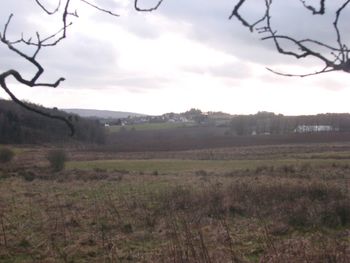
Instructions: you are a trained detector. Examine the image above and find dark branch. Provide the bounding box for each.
[266,67,335,78]
[230,0,350,76]
[229,0,271,32]
[0,0,126,135]
[34,0,62,15]
[298,0,325,15]
[0,1,74,135]
[80,0,119,17]
[134,0,164,12]
[0,79,74,136]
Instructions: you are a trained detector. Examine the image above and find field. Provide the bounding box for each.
[107,122,194,133]
[0,142,349,262]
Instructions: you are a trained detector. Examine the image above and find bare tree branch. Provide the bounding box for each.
[34,0,62,15]
[230,0,350,76]
[229,0,270,32]
[0,79,74,135]
[266,67,336,78]
[298,0,325,15]
[134,0,164,12]
[0,0,125,135]
[333,0,350,61]
[80,0,119,17]
[0,1,74,135]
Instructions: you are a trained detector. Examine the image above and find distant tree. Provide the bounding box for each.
[0,99,105,143]
[231,115,252,135]
[47,149,67,172]
[184,108,208,124]
[0,147,14,163]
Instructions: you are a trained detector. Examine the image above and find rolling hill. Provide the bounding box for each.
[63,109,146,119]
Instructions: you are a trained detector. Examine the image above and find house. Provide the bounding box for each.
[294,125,335,133]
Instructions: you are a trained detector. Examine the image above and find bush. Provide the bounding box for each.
[21,170,36,182]
[0,147,14,163]
[47,149,67,172]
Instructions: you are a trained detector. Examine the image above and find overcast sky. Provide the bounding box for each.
[0,0,350,115]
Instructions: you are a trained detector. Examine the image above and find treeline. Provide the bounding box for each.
[228,111,350,135]
[0,99,105,144]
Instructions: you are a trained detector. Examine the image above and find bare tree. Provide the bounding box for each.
[0,0,120,135]
[229,0,350,77]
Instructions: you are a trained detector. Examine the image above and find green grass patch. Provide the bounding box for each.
[66,158,350,174]
[0,145,25,155]
[293,151,350,160]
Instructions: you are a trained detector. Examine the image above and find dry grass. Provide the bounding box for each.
[0,143,349,262]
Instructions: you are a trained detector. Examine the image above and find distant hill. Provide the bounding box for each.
[63,109,146,119]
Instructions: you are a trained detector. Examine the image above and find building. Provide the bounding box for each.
[294,125,336,133]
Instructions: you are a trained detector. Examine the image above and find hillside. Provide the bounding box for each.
[63,109,146,119]
[0,100,105,144]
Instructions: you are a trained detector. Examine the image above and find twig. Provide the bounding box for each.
[230,0,350,76]
[134,0,164,12]
[80,0,119,17]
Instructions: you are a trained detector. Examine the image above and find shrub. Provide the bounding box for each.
[195,170,208,176]
[0,147,14,163]
[288,206,310,227]
[281,164,296,173]
[335,201,350,226]
[19,170,36,182]
[121,223,133,234]
[47,149,67,172]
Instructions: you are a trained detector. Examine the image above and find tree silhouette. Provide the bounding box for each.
[229,0,350,77]
[0,0,120,135]
[1,0,75,134]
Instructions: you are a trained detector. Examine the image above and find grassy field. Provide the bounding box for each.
[0,143,349,262]
[107,122,194,132]
[67,158,350,174]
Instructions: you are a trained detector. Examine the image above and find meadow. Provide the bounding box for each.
[106,122,194,133]
[0,142,349,262]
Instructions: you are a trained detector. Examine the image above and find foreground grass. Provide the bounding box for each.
[0,171,349,262]
[1,144,350,262]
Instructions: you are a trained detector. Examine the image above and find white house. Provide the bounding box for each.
[294,125,335,133]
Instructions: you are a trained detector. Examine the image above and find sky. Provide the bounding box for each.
[0,0,350,116]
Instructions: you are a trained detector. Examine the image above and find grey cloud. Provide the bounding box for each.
[153,1,285,65]
[87,1,163,39]
[38,34,118,87]
[119,14,162,39]
[152,0,350,67]
[184,61,252,80]
[0,0,69,39]
[2,0,350,94]
[112,76,170,91]
[314,77,348,92]
[1,30,118,89]
[208,63,252,79]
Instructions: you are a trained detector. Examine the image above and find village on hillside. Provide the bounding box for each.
[100,109,349,136]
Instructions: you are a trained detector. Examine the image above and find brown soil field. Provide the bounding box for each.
[106,128,350,151]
